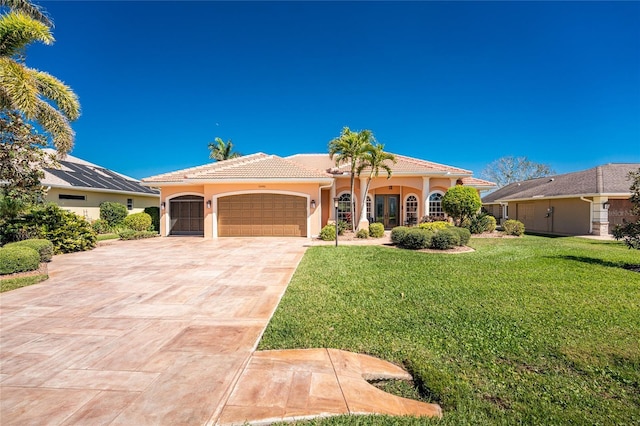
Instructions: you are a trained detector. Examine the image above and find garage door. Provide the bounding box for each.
[170,195,204,236]
[218,194,307,237]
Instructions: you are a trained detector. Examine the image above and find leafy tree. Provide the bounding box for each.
[328,127,371,232]
[208,137,241,161]
[355,142,395,230]
[442,185,482,226]
[0,110,53,219]
[481,156,555,188]
[613,168,640,250]
[0,0,80,155]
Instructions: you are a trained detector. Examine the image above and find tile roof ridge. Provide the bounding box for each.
[278,155,333,177]
[392,153,472,174]
[188,153,269,178]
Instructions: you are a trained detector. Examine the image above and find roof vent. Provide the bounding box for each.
[549,178,555,182]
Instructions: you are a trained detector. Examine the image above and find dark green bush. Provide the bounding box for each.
[99,202,128,227]
[0,246,40,275]
[356,228,369,239]
[91,219,111,234]
[117,229,158,240]
[123,212,152,231]
[399,228,433,250]
[4,239,54,262]
[319,225,336,241]
[430,229,461,250]
[21,204,97,254]
[451,227,471,246]
[464,213,497,234]
[504,219,525,236]
[368,222,384,238]
[144,206,160,232]
[391,226,409,245]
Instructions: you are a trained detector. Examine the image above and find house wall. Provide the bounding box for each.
[45,187,159,221]
[609,198,638,232]
[159,182,321,238]
[511,198,590,235]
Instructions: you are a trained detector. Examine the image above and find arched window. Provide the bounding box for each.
[429,192,444,217]
[337,193,353,226]
[405,195,418,225]
[366,195,372,222]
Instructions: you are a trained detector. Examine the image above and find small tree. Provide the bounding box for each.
[442,185,482,226]
[355,142,395,230]
[481,156,554,188]
[613,168,640,249]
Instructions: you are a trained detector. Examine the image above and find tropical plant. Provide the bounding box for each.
[208,137,241,161]
[442,185,482,225]
[0,1,80,155]
[355,142,396,230]
[613,168,640,249]
[328,127,371,232]
[503,219,525,236]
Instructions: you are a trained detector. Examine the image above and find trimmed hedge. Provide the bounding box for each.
[91,219,111,234]
[4,239,53,262]
[431,229,461,250]
[504,219,525,236]
[117,230,158,240]
[123,212,152,231]
[0,246,40,275]
[356,228,369,239]
[398,228,434,250]
[451,227,471,246]
[369,222,385,238]
[391,226,409,245]
[144,206,160,232]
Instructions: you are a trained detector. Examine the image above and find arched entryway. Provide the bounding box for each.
[169,195,204,236]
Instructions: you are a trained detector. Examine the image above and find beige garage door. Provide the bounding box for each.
[218,194,307,237]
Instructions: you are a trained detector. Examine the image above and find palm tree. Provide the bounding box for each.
[208,137,241,161]
[356,143,396,230]
[0,0,51,25]
[328,127,371,232]
[0,2,80,156]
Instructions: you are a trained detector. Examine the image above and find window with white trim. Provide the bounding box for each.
[366,195,372,222]
[405,195,418,225]
[337,193,353,226]
[127,198,133,210]
[429,192,444,217]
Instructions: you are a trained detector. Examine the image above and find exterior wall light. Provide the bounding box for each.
[161,201,166,210]
[206,200,212,209]
[311,200,316,209]
[603,201,610,210]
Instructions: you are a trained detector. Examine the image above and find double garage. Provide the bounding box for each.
[169,193,307,237]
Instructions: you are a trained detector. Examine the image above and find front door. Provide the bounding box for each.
[375,195,400,229]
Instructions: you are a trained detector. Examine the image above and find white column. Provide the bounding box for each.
[422,177,430,217]
[592,196,609,235]
[357,177,369,230]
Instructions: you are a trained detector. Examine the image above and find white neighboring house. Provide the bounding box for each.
[41,149,159,221]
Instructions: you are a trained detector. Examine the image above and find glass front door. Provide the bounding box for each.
[375,195,400,229]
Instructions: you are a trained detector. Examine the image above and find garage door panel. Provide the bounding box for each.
[218,194,306,237]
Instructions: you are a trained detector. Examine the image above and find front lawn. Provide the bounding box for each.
[260,236,640,425]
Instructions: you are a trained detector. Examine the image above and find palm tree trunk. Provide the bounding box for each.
[357,175,373,230]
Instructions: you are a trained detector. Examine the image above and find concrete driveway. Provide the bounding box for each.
[0,237,307,425]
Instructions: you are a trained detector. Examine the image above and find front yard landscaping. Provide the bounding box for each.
[260,236,640,425]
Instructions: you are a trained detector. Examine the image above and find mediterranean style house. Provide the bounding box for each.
[42,149,160,221]
[483,163,639,236]
[141,152,495,238]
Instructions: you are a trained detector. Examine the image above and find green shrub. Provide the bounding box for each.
[123,212,152,231]
[4,239,53,262]
[451,227,471,246]
[430,229,461,250]
[442,185,482,225]
[399,228,433,250]
[99,202,128,227]
[368,222,384,238]
[21,204,97,254]
[0,246,40,275]
[418,221,452,232]
[391,226,409,245]
[319,225,336,241]
[144,206,160,232]
[504,219,525,236]
[464,213,497,234]
[356,228,369,239]
[117,229,158,240]
[91,219,111,234]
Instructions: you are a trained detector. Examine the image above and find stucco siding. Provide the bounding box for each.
[512,198,590,235]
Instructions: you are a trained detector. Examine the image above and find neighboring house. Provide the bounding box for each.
[141,152,494,238]
[42,149,160,221]
[483,163,639,236]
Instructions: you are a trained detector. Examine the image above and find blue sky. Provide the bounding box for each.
[28,1,640,180]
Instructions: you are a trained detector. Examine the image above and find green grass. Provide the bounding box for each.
[97,233,119,241]
[260,236,640,425]
[0,274,48,293]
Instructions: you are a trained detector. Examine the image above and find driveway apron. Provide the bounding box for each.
[0,237,307,425]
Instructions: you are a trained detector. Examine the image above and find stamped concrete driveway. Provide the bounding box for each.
[0,237,307,425]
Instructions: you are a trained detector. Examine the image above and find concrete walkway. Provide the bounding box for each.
[1,237,442,425]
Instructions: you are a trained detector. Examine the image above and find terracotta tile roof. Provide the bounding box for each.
[286,153,472,175]
[483,163,639,203]
[142,153,333,183]
[461,177,496,188]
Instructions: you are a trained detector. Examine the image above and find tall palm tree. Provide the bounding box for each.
[328,127,371,231]
[0,2,80,156]
[0,0,51,25]
[356,143,396,230]
[208,137,241,161]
